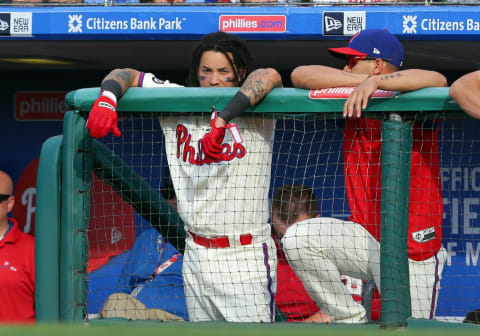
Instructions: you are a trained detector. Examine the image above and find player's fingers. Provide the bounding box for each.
[355,95,365,118]
[202,140,220,155]
[112,122,122,137]
[207,144,223,155]
[88,119,102,138]
[345,94,357,118]
[205,149,222,161]
[99,116,113,138]
[358,91,373,118]
[343,97,353,118]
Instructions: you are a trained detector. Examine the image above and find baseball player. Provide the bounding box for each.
[450,70,480,119]
[86,32,281,322]
[289,29,448,322]
[271,184,333,323]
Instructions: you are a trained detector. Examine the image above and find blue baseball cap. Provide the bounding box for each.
[329,29,404,68]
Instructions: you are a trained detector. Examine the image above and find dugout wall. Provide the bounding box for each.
[36,87,472,326]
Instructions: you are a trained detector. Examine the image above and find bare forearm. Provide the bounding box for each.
[302,310,333,323]
[291,65,368,89]
[450,70,480,119]
[215,68,281,126]
[371,69,447,92]
[101,68,141,96]
[238,68,282,105]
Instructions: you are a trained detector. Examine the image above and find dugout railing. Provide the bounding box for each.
[35,87,464,326]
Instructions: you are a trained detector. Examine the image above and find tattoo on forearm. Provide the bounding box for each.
[379,72,402,81]
[104,70,133,93]
[240,69,281,104]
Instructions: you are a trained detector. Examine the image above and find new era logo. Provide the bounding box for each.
[111,227,122,244]
[323,12,365,36]
[0,18,9,31]
[373,48,380,54]
[325,16,342,32]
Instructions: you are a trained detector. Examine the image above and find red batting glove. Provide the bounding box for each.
[200,118,226,162]
[86,93,121,138]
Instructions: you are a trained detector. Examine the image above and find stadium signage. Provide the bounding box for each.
[0,12,32,36]
[308,88,396,99]
[67,14,186,33]
[323,12,366,36]
[219,15,286,33]
[15,91,68,121]
[441,167,480,267]
[402,15,480,34]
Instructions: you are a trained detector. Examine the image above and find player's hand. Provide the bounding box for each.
[87,94,121,138]
[200,117,226,162]
[344,76,378,118]
[302,310,333,324]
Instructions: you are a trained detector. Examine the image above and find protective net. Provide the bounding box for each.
[82,106,480,324]
[30,87,475,325]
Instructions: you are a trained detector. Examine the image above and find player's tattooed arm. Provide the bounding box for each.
[239,68,282,105]
[101,68,142,98]
[371,69,447,91]
[217,68,282,125]
[344,69,447,118]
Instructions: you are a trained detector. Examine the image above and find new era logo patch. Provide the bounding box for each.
[323,11,366,36]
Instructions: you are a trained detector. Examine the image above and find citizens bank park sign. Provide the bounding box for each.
[2,7,480,39]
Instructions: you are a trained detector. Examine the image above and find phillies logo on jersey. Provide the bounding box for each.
[12,158,38,236]
[176,124,246,165]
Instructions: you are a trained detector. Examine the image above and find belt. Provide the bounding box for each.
[189,231,253,248]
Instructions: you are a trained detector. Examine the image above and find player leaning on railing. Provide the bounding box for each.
[289,29,448,323]
[86,31,282,322]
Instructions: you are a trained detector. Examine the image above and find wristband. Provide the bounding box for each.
[101,79,123,100]
[101,90,117,104]
[218,91,251,123]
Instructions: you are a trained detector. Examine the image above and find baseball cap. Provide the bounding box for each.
[329,29,404,68]
[87,172,136,273]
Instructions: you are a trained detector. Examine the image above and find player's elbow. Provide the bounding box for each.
[436,73,448,88]
[450,79,480,120]
[252,68,283,88]
[291,66,309,89]
[265,67,283,88]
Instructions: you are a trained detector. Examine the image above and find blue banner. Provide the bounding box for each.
[0,6,480,40]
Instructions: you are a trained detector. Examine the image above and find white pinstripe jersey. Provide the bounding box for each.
[139,73,275,239]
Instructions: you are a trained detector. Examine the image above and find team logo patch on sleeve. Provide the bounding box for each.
[152,77,165,85]
[412,227,436,243]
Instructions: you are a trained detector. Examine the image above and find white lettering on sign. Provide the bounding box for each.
[21,187,36,234]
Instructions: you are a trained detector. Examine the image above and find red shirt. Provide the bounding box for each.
[343,119,443,261]
[0,218,35,323]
